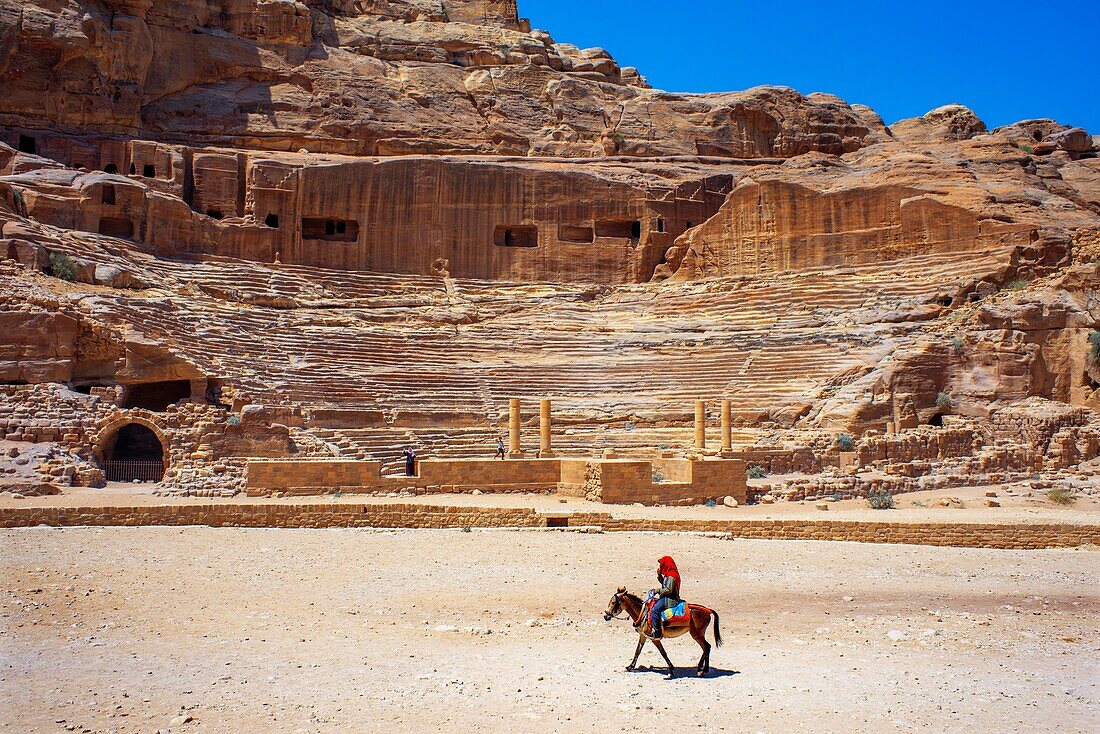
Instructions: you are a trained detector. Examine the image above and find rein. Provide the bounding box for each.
[610,592,643,622]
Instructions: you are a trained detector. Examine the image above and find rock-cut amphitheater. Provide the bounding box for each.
[1,0,1099,507]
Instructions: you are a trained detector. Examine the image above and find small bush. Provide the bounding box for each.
[1018,143,1034,154]
[836,433,854,451]
[868,490,895,510]
[1004,279,1029,291]
[935,392,953,410]
[227,414,241,426]
[45,251,78,282]
[950,335,964,353]
[747,465,767,479]
[651,469,665,483]
[1047,487,1077,506]
[1089,330,1100,360]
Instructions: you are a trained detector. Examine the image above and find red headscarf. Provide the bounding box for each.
[657,556,681,589]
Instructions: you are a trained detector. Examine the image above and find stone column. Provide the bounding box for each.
[720,399,733,456]
[694,400,706,450]
[539,398,554,457]
[508,398,523,458]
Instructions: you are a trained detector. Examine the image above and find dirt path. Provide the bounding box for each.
[2,527,1098,733]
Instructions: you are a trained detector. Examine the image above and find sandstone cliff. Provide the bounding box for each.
[0,0,1098,495]
[0,0,868,157]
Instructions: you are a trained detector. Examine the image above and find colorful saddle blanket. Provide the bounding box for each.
[661,601,688,625]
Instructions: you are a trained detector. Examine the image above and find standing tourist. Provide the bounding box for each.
[495,435,506,460]
[403,446,416,477]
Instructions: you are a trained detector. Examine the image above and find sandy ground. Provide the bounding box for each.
[1,527,1098,733]
[3,482,1100,527]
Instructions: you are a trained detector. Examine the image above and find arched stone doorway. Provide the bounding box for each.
[97,418,169,483]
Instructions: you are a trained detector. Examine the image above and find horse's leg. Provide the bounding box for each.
[627,635,645,671]
[689,612,711,676]
[652,639,675,679]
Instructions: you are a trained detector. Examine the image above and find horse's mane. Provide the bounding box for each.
[622,590,643,605]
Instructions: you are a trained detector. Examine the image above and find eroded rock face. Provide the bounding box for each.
[0,0,869,158]
[891,104,988,145]
[0,1,1097,494]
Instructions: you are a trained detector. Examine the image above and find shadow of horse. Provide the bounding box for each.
[627,665,741,679]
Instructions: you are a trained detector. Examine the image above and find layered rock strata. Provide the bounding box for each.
[0,0,1097,499]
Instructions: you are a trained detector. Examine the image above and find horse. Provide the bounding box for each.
[603,586,722,678]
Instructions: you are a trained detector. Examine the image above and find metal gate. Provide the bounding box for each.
[104,460,164,483]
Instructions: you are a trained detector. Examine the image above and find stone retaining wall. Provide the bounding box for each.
[245,457,747,505]
[1,503,1096,549]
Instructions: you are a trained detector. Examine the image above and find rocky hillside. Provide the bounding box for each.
[0,0,1098,495]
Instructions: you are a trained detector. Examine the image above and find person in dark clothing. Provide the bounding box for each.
[495,435,506,460]
[403,446,416,477]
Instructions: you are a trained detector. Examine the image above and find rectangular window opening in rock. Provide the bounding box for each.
[302,217,359,242]
[122,380,192,412]
[595,220,641,240]
[656,218,666,233]
[558,224,594,243]
[102,185,116,206]
[494,225,538,248]
[264,213,279,228]
[18,134,36,154]
[142,164,156,178]
[98,217,134,239]
[103,163,118,174]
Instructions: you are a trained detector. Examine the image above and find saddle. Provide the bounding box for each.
[661,601,689,626]
[642,596,690,627]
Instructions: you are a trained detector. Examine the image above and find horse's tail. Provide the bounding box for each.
[711,609,723,647]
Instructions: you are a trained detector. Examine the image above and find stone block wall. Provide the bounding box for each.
[245,460,386,495]
[564,458,747,506]
[727,446,821,475]
[991,400,1092,450]
[418,458,562,488]
[1,503,1096,550]
[856,426,980,467]
[246,456,747,506]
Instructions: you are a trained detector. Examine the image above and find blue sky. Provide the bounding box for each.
[519,0,1099,132]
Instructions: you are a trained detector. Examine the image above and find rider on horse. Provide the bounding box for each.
[647,556,682,639]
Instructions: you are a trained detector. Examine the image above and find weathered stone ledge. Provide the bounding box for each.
[1,503,1096,550]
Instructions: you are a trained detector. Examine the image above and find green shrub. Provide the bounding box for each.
[747,465,767,479]
[935,392,953,410]
[836,433,854,451]
[227,414,241,426]
[950,335,964,353]
[651,469,665,483]
[1018,143,1034,154]
[867,490,895,510]
[1004,279,1029,291]
[45,251,78,282]
[1089,330,1100,360]
[1047,487,1077,506]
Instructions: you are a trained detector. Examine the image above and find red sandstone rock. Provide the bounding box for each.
[0,0,1097,500]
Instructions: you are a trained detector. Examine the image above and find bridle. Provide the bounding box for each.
[604,590,631,621]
